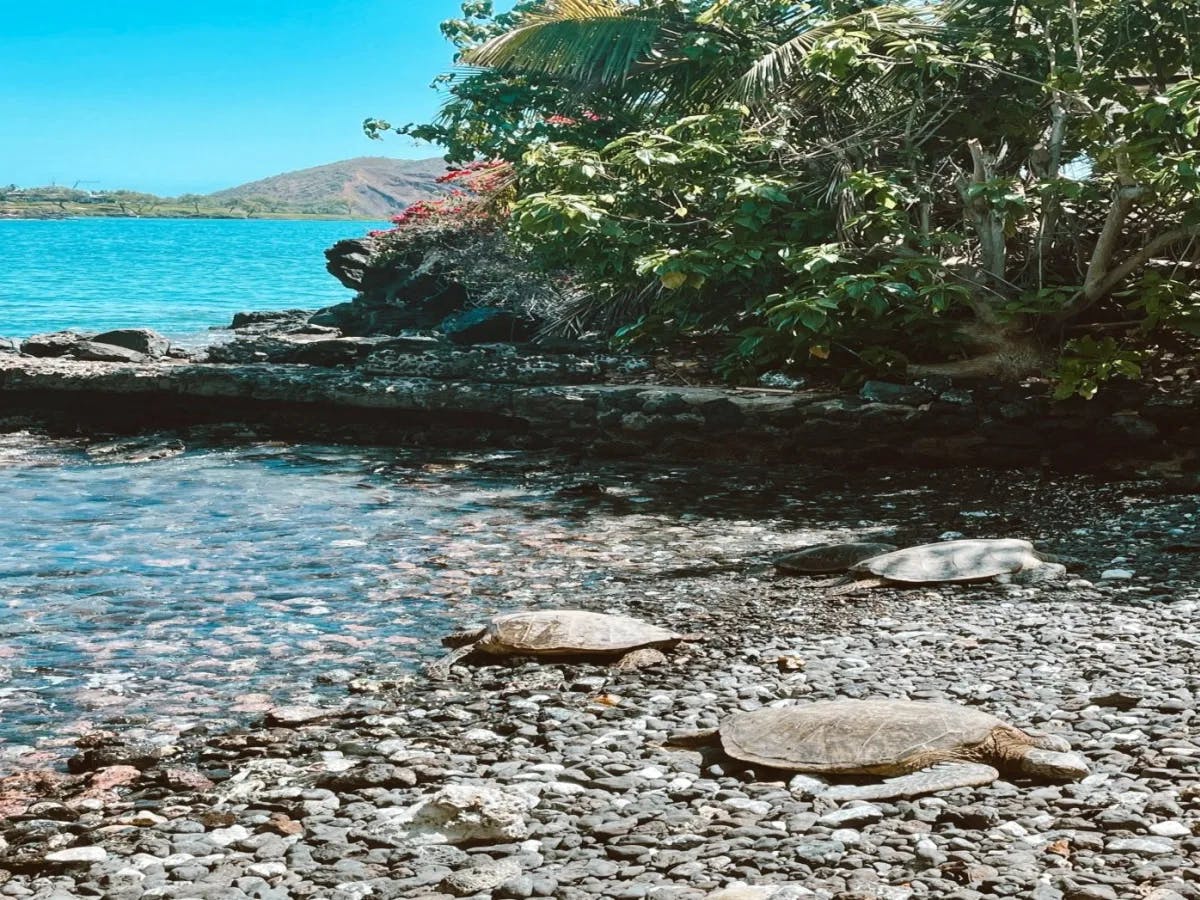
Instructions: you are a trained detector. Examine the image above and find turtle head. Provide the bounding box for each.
[441,625,487,648]
[1018,747,1090,781]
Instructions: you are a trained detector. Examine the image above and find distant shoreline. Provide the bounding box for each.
[0,209,379,222]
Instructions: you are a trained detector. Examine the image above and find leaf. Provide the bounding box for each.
[660,270,688,290]
[809,344,830,359]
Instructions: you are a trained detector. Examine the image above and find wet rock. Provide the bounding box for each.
[22,330,93,357]
[859,381,934,406]
[264,705,331,727]
[91,329,171,358]
[67,738,171,772]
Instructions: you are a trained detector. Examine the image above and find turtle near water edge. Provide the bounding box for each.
[429,609,694,674]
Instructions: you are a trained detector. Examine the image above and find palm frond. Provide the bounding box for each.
[736,5,945,103]
[463,0,665,87]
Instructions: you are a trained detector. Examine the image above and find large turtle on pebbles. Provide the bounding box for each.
[428,609,694,674]
[828,538,1067,593]
[669,699,1088,801]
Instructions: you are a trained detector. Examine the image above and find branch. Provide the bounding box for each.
[959,139,1007,284]
[1094,224,1200,298]
[1081,183,1146,300]
[1060,223,1200,318]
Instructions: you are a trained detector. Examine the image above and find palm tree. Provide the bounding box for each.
[461,0,942,115]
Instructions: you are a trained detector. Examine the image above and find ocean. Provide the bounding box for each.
[0,217,381,340]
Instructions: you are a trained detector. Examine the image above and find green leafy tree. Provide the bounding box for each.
[381,0,1200,391]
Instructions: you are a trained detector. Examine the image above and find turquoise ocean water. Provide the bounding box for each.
[0,217,381,340]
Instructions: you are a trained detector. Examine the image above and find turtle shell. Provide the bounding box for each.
[478,610,681,657]
[775,541,898,574]
[719,699,1005,774]
[851,538,1038,583]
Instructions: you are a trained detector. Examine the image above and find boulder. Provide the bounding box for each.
[440,308,535,345]
[91,328,170,358]
[324,237,378,291]
[21,330,93,357]
[68,341,148,363]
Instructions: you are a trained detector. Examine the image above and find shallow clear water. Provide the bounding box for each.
[0,437,804,771]
[0,218,380,339]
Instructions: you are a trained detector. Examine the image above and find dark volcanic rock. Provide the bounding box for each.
[441,308,535,345]
[859,380,935,406]
[230,309,313,331]
[21,330,93,358]
[324,237,378,291]
[91,328,170,358]
[311,279,469,336]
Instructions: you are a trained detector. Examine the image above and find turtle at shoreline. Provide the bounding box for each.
[829,538,1067,593]
[668,699,1088,801]
[774,541,898,575]
[428,609,693,674]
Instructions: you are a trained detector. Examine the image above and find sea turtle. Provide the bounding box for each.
[428,609,692,674]
[830,538,1067,593]
[670,699,1088,801]
[775,541,898,575]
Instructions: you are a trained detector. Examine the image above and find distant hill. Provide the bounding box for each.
[208,156,449,218]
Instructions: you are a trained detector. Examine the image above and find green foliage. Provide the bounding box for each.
[377,0,1200,390]
[1054,336,1144,400]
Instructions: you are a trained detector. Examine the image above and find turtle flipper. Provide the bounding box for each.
[821,762,999,802]
[426,644,476,677]
[826,576,887,596]
[1006,562,1068,585]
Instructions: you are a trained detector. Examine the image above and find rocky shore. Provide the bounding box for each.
[1,316,1198,476]
[1,461,1198,900]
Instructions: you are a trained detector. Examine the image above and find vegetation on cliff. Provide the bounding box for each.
[371,0,1198,394]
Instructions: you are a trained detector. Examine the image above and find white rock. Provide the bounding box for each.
[45,846,108,863]
[207,825,250,846]
[788,774,828,797]
[1148,821,1190,837]
[1101,568,1134,580]
[248,861,289,878]
[368,783,539,845]
[996,821,1028,838]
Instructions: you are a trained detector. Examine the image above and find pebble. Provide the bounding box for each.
[1105,837,1175,855]
[44,846,108,863]
[1147,821,1190,837]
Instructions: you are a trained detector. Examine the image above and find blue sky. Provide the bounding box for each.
[0,1,512,195]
